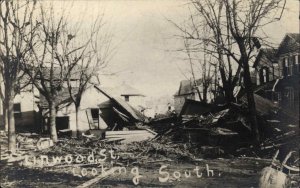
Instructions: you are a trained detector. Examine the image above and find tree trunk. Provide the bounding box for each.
[3,103,8,131]
[217,54,235,104]
[242,58,260,142]
[75,105,79,138]
[224,83,235,103]
[7,95,16,153]
[49,102,58,142]
[203,86,208,103]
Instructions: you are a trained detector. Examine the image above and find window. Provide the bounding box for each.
[263,68,269,83]
[288,57,293,76]
[259,68,269,84]
[295,55,300,73]
[90,109,99,129]
[256,72,260,85]
[13,103,22,118]
[283,57,294,76]
[282,59,287,77]
[124,95,129,102]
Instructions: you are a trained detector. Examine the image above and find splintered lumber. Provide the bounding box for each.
[76,167,118,188]
[105,129,156,143]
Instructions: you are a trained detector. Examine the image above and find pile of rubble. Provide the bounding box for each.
[148,97,299,159]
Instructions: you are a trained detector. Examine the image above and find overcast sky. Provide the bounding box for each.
[51,0,299,99]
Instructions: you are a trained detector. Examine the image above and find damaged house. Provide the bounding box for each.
[40,83,146,135]
[253,33,299,122]
[1,66,146,136]
[95,86,145,131]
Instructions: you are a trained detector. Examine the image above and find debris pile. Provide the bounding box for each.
[148,96,299,159]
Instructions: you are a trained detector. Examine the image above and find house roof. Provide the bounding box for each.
[35,65,85,81]
[276,33,300,56]
[175,79,202,96]
[179,99,213,116]
[253,48,277,68]
[287,33,300,43]
[95,85,145,121]
[119,83,145,97]
[241,94,278,116]
[101,84,145,97]
[39,87,79,109]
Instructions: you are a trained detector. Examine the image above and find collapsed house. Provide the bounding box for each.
[95,86,145,130]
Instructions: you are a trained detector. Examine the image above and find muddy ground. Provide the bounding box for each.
[0,132,299,188]
[1,157,269,187]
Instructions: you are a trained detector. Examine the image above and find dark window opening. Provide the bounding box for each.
[296,55,300,73]
[285,57,293,76]
[259,67,270,83]
[90,108,99,129]
[56,116,69,131]
[13,103,22,118]
[124,95,129,102]
[284,87,294,108]
[272,92,281,104]
[283,60,288,77]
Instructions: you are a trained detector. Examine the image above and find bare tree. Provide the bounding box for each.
[0,0,37,152]
[174,0,286,142]
[171,0,286,141]
[23,4,89,142]
[23,3,113,141]
[170,5,241,104]
[183,38,214,103]
[65,16,113,137]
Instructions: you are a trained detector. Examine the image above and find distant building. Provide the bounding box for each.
[173,79,214,113]
[174,79,201,113]
[101,83,146,114]
[118,83,146,111]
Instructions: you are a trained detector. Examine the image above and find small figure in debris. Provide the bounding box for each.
[167,103,171,111]
[99,111,108,139]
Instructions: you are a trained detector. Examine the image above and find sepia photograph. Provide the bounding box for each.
[0,0,299,187]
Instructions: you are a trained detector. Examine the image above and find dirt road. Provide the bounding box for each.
[1,157,270,187]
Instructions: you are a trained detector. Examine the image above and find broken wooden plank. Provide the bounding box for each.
[106,130,156,135]
[76,167,118,188]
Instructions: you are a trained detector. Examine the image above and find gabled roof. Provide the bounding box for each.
[119,83,145,97]
[175,79,202,96]
[35,65,85,81]
[276,33,300,56]
[287,33,300,43]
[95,85,145,121]
[39,87,79,109]
[253,48,277,68]
[101,84,145,97]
